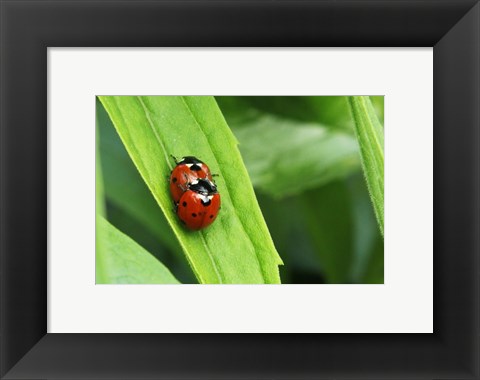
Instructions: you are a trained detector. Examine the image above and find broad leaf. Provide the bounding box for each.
[98,96,283,284]
[230,113,360,198]
[348,96,384,236]
[96,217,180,284]
[97,99,183,256]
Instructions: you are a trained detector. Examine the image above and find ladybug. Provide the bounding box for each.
[169,156,214,203]
[176,178,221,230]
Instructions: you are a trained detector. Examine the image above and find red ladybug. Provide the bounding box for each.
[176,178,221,230]
[169,156,213,203]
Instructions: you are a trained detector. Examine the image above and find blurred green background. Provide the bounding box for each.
[97,96,384,284]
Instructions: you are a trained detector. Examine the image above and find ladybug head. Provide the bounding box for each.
[179,156,204,165]
[190,178,217,195]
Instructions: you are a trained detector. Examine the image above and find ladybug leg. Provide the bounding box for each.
[170,154,178,164]
[211,173,219,177]
[172,200,178,213]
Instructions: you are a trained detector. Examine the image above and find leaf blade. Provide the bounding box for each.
[97,97,183,256]
[347,96,384,236]
[95,110,109,283]
[96,217,180,284]
[98,96,282,284]
[230,114,361,198]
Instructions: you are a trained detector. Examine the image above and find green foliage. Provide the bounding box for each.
[97,100,195,282]
[217,96,355,132]
[299,181,354,283]
[98,96,283,284]
[218,96,384,284]
[229,112,360,198]
[96,216,180,284]
[97,100,183,253]
[96,95,384,284]
[347,96,384,236]
[95,113,107,283]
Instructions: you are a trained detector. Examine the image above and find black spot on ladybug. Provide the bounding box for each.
[192,213,197,217]
[201,198,211,207]
[190,164,202,171]
[209,215,214,219]
[182,201,187,207]
[172,177,177,183]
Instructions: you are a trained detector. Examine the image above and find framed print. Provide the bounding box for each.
[1,0,479,379]
[47,48,431,334]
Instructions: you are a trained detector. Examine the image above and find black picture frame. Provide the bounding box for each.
[1,0,479,378]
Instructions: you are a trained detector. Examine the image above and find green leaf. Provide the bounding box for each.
[346,173,384,283]
[230,112,360,198]
[299,181,354,283]
[95,112,108,283]
[96,127,106,218]
[370,96,385,125]
[97,99,182,256]
[98,98,196,283]
[104,202,197,283]
[98,96,283,284]
[96,217,180,284]
[257,175,383,284]
[217,96,355,132]
[347,96,384,236]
